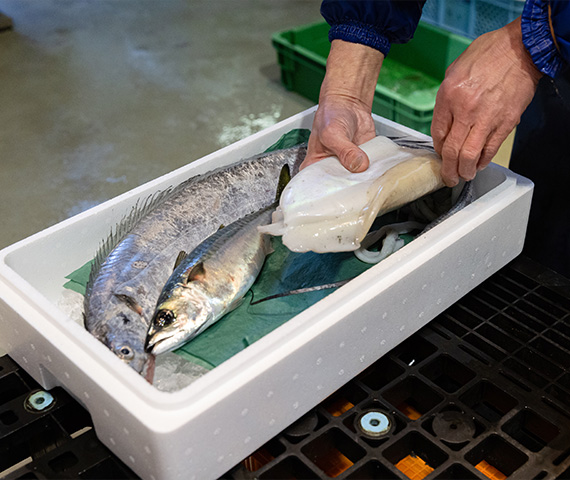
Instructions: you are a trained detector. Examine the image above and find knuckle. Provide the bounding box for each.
[441,143,460,162]
[431,124,447,143]
[459,147,481,165]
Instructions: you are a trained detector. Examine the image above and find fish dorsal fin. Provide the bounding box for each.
[173,251,187,271]
[183,262,206,284]
[276,164,291,202]
[85,186,175,305]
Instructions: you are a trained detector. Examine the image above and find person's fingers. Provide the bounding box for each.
[320,127,370,172]
[457,125,492,181]
[439,119,471,187]
[339,144,370,172]
[431,94,453,156]
[303,122,371,172]
[477,126,513,171]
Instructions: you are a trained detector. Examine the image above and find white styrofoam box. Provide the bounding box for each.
[0,106,533,480]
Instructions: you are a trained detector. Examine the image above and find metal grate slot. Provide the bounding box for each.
[474,323,522,354]
[526,292,569,318]
[383,377,443,420]
[465,434,528,478]
[502,358,549,388]
[445,304,482,329]
[358,358,404,391]
[419,355,476,393]
[489,314,536,342]
[301,428,366,477]
[501,408,560,452]
[258,455,320,479]
[530,337,570,368]
[515,348,563,380]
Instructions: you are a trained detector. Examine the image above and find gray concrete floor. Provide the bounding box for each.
[0,0,320,250]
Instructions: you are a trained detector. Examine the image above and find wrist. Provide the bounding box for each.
[320,40,384,110]
[505,17,544,84]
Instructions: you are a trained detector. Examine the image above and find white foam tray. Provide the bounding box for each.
[0,107,533,480]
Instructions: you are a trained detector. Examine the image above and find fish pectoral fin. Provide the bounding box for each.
[173,251,188,271]
[114,293,144,316]
[266,237,275,255]
[184,261,206,283]
[276,164,291,201]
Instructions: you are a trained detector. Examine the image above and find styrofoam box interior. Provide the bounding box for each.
[0,106,533,480]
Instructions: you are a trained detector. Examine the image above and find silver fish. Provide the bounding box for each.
[84,146,306,380]
[145,203,276,355]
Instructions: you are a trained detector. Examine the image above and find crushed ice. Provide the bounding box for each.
[57,288,208,391]
[153,352,209,392]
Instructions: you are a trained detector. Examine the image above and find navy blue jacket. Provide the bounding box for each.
[321,0,570,77]
[321,0,425,56]
[523,0,570,77]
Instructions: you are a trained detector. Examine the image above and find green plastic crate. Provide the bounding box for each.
[272,21,471,134]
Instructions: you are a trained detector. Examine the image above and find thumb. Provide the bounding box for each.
[336,142,370,173]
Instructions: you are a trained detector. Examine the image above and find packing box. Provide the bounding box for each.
[0,107,533,479]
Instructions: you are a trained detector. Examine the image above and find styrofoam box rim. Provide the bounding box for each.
[0,107,534,479]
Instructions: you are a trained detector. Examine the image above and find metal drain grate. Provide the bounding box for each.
[0,256,569,479]
[226,256,570,480]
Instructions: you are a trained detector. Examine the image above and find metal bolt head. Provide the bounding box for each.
[25,390,55,412]
[356,410,392,438]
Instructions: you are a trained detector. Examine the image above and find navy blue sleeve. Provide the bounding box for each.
[321,0,426,56]
[522,0,570,77]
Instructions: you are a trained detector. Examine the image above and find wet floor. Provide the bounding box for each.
[0,0,319,249]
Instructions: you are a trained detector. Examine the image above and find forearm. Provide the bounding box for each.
[305,1,422,172]
[320,39,384,110]
[302,41,383,172]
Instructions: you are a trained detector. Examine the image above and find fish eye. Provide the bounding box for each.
[156,310,175,327]
[117,345,134,360]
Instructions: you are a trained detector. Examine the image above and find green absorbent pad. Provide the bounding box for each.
[174,237,376,369]
[64,128,414,371]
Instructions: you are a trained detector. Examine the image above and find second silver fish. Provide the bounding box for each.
[145,203,275,355]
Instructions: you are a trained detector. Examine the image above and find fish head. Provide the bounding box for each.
[107,329,156,383]
[145,285,212,355]
[102,298,156,383]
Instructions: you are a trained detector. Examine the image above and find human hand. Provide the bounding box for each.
[303,94,377,172]
[302,40,384,172]
[431,18,543,186]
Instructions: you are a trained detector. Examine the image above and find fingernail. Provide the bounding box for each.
[348,154,364,172]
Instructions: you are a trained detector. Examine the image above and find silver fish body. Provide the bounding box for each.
[145,205,274,355]
[84,146,306,379]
